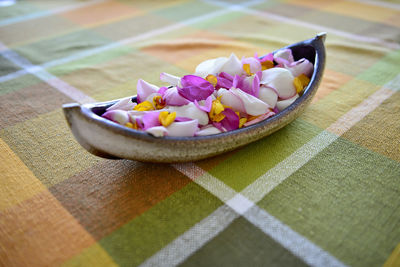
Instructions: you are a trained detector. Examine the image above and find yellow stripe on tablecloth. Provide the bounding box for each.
[62,243,117,267]
[321,1,399,26]
[0,137,46,211]
[383,243,400,267]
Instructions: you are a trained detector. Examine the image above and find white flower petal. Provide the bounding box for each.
[168,102,209,125]
[261,68,296,99]
[160,72,181,86]
[286,59,314,77]
[103,110,130,125]
[106,97,136,111]
[217,88,246,113]
[276,94,299,111]
[258,86,278,108]
[137,79,159,102]
[274,48,294,63]
[220,53,243,76]
[146,126,167,137]
[166,120,199,137]
[230,88,269,116]
[195,57,227,77]
[195,125,222,136]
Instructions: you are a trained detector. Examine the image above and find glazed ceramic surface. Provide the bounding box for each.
[63,33,326,163]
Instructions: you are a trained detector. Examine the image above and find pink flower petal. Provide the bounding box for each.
[175,116,193,122]
[243,111,276,127]
[259,52,274,62]
[142,111,161,130]
[137,79,159,103]
[178,75,214,101]
[220,108,239,131]
[274,48,294,66]
[194,95,213,112]
[163,87,190,106]
[242,56,262,74]
[158,86,168,95]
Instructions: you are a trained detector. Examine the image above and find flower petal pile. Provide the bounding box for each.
[102,49,313,137]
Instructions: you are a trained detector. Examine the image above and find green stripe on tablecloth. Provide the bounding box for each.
[302,78,381,129]
[180,216,308,267]
[91,13,174,42]
[342,91,400,162]
[153,1,216,22]
[257,137,400,267]
[208,119,323,192]
[0,110,101,186]
[57,50,186,100]
[47,46,134,77]
[100,182,223,267]
[193,11,245,30]
[0,74,42,96]
[357,49,400,86]
[0,2,40,20]
[13,29,111,65]
[0,55,22,76]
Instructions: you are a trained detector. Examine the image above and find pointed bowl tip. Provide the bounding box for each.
[316,32,327,43]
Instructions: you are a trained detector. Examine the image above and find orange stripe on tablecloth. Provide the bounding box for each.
[383,243,400,267]
[312,69,353,103]
[50,160,192,240]
[0,138,46,211]
[0,190,98,266]
[61,0,140,27]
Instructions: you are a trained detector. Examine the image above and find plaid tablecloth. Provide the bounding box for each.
[1,0,399,266]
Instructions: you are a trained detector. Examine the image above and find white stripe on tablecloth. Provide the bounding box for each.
[0,0,107,27]
[0,43,94,103]
[140,205,239,267]
[204,0,400,50]
[142,77,398,266]
[348,0,400,10]
[0,0,263,84]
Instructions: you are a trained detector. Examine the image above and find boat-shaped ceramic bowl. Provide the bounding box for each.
[63,33,326,163]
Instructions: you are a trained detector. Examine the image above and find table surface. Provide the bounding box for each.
[1,0,399,266]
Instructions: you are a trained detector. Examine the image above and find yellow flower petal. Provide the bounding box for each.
[243,63,252,76]
[293,77,303,94]
[261,60,274,70]
[298,73,310,87]
[239,117,247,128]
[294,74,311,94]
[153,95,166,109]
[125,122,138,129]
[209,98,226,122]
[205,74,218,86]
[134,101,154,111]
[159,111,176,127]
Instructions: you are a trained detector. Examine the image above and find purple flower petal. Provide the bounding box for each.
[194,95,213,112]
[252,71,261,97]
[212,122,225,132]
[178,75,214,101]
[220,108,239,131]
[142,111,161,130]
